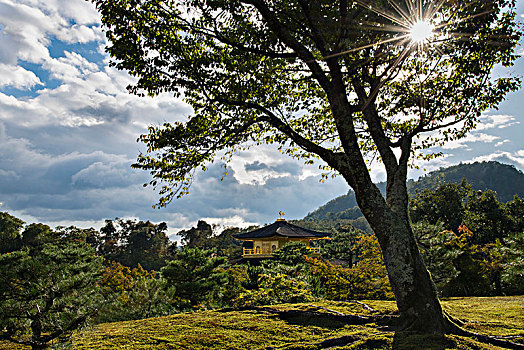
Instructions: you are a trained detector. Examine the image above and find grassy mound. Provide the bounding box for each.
[2,296,522,349]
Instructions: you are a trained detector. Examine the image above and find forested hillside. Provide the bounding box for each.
[408,161,524,202]
[304,161,524,222]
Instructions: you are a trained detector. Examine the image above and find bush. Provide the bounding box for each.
[307,235,393,300]
[233,273,314,307]
[96,262,177,323]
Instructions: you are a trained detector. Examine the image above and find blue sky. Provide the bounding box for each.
[0,0,523,238]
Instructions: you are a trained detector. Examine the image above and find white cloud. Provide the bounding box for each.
[55,24,100,44]
[0,59,190,128]
[228,146,301,185]
[0,0,104,72]
[201,214,259,230]
[408,155,453,180]
[0,63,41,88]
[476,114,519,131]
[495,140,510,147]
[0,0,52,64]
[471,151,524,171]
[441,141,468,150]
[42,51,99,82]
[441,132,500,150]
[0,122,350,230]
[16,0,100,25]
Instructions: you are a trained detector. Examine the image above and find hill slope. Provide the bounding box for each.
[304,161,524,221]
[407,161,524,201]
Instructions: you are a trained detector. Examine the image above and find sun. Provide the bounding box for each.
[410,20,435,43]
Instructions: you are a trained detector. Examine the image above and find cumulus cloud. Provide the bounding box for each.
[0,120,349,232]
[0,0,53,64]
[0,63,42,88]
[55,24,101,44]
[0,0,101,66]
[441,132,500,150]
[0,130,146,194]
[476,114,520,131]
[173,161,348,224]
[43,51,99,82]
[495,140,510,147]
[0,60,190,129]
[471,151,524,171]
[17,0,100,25]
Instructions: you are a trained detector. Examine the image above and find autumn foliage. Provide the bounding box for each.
[307,235,393,300]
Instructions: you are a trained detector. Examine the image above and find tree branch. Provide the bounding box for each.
[296,0,329,56]
[352,80,398,174]
[212,96,349,172]
[212,30,298,59]
[240,0,332,92]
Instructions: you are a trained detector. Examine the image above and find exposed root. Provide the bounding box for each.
[335,300,376,312]
[444,312,524,350]
[266,334,359,349]
[306,304,347,316]
[219,305,375,325]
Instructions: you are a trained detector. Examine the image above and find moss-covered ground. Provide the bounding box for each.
[1,296,522,349]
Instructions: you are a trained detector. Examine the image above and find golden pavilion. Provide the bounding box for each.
[234,218,330,258]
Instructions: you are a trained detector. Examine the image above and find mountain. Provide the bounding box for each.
[406,161,524,201]
[303,161,524,222]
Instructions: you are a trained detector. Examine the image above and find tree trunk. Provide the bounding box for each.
[352,180,448,333]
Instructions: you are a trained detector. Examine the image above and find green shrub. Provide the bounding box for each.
[233,273,314,307]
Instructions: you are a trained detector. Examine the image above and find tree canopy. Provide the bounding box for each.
[93,0,520,206]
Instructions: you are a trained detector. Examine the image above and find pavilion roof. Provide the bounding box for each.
[234,219,330,240]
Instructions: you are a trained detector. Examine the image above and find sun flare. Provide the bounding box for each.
[410,20,435,43]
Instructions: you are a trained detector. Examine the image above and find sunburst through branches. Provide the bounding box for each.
[318,0,517,165]
[319,0,515,116]
[410,19,435,43]
[325,0,507,62]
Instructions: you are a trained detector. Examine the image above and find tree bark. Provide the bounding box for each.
[352,179,447,333]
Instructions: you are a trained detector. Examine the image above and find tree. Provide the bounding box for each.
[411,221,457,291]
[203,226,244,259]
[99,218,172,270]
[0,242,102,349]
[506,195,524,234]
[439,224,503,296]
[321,225,361,265]
[271,241,313,266]
[97,261,177,322]
[307,234,393,300]
[161,247,227,307]
[93,0,521,334]
[410,183,518,244]
[409,181,471,231]
[21,223,54,247]
[463,189,512,244]
[500,231,524,295]
[0,211,24,253]
[177,220,214,249]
